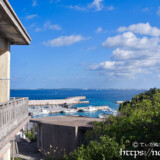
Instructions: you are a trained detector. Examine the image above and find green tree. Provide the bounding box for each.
[65,88,160,160]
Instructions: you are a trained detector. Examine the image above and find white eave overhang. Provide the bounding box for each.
[0,0,31,45]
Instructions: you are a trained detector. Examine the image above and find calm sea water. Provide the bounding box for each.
[11,89,145,118]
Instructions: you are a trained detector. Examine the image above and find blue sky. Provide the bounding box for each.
[9,0,160,89]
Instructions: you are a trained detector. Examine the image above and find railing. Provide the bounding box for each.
[0,98,29,146]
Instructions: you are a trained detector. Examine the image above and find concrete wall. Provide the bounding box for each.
[0,143,11,160]
[37,123,90,159]
[0,98,29,148]
[0,38,10,103]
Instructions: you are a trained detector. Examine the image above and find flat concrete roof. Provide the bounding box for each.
[0,0,31,45]
[31,116,104,128]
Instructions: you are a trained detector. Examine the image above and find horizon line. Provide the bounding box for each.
[10,88,149,90]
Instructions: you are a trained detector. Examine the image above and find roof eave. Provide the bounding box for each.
[0,0,31,45]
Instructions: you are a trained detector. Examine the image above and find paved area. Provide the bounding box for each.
[17,140,43,160]
[31,116,104,127]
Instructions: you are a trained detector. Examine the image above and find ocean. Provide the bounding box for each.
[11,89,145,118]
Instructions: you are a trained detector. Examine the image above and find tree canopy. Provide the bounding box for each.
[65,88,160,160]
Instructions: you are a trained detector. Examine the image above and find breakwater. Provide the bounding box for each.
[29,96,89,106]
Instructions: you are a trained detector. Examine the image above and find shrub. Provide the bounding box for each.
[65,136,125,160]
[25,130,37,142]
[65,88,160,160]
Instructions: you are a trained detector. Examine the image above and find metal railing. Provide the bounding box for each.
[0,98,29,146]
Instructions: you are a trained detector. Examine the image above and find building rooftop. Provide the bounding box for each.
[31,116,104,127]
[0,0,31,45]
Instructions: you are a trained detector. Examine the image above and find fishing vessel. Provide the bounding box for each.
[63,109,77,113]
[81,106,97,112]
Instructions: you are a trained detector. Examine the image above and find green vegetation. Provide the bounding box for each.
[65,88,160,160]
[25,129,37,142]
[41,145,63,160]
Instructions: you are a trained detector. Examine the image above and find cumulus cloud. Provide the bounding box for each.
[118,23,160,37]
[90,23,160,78]
[25,14,38,20]
[43,35,90,47]
[35,21,62,32]
[89,0,103,11]
[102,32,160,49]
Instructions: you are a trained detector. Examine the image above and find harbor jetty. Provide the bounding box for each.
[28,96,111,116]
[116,101,124,104]
[29,96,89,106]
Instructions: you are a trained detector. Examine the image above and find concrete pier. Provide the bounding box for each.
[77,106,110,111]
[29,96,89,106]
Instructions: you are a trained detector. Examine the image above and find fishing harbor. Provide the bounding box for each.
[28,96,116,118]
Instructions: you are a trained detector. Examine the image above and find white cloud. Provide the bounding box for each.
[32,0,37,7]
[25,14,38,20]
[43,35,90,47]
[90,23,160,78]
[96,27,103,33]
[35,21,62,32]
[102,32,159,49]
[44,21,62,31]
[89,0,103,11]
[66,0,114,12]
[90,61,119,70]
[118,23,160,37]
[67,5,86,11]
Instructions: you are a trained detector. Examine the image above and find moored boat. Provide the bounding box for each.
[98,113,109,119]
[81,106,97,112]
[38,109,50,115]
[63,109,77,113]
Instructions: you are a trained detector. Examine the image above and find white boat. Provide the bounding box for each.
[113,110,118,116]
[38,109,50,115]
[63,109,77,113]
[81,108,88,112]
[88,106,96,112]
[102,108,113,112]
[81,106,97,112]
[98,113,108,119]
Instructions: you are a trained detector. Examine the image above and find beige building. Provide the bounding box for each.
[0,0,31,159]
